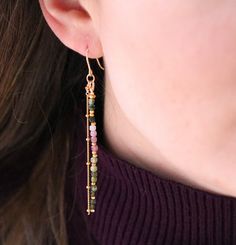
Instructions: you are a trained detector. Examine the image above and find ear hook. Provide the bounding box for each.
[96,58,105,70]
[86,48,93,75]
[86,48,105,72]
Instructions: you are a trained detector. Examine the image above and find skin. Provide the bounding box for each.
[40,0,236,197]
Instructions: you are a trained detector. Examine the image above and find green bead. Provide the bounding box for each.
[90,199,96,205]
[90,204,95,210]
[90,165,97,172]
[90,191,96,197]
[91,157,98,164]
[89,104,95,109]
[91,177,97,182]
[91,171,97,177]
[88,98,95,105]
[91,186,97,192]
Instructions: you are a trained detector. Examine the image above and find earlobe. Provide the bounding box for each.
[38,0,103,58]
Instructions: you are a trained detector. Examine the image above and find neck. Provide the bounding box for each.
[102,73,236,198]
[102,73,194,182]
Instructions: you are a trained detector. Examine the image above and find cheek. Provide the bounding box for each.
[157,9,236,97]
[100,1,236,150]
[100,0,236,97]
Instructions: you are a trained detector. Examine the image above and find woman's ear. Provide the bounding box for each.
[39,0,103,58]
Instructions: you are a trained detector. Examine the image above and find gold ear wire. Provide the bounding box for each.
[86,49,93,76]
[96,58,105,70]
[86,48,105,72]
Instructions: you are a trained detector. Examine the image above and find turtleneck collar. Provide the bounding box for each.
[66,103,236,245]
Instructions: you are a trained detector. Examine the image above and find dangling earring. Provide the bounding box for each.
[85,48,104,215]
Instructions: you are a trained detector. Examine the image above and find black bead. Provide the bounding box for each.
[89,116,96,123]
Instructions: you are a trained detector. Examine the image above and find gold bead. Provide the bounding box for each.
[89,94,96,99]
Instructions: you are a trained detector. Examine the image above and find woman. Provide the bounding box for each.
[1,0,236,244]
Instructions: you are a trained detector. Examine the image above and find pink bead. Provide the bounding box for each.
[90,131,97,137]
[91,137,97,143]
[89,125,96,131]
[92,145,98,152]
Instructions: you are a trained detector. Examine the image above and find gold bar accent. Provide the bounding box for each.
[86,92,91,215]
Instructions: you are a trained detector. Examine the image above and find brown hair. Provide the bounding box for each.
[0,1,104,244]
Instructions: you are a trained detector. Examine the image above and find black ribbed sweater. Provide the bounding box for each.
[66,104,236,245]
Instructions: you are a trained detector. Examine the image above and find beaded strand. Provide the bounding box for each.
[85,74,98,215]
[84,49,104,215]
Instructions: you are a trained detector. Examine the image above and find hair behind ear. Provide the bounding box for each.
[0,1,89,244]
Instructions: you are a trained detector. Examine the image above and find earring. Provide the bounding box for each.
[85,48,104,215]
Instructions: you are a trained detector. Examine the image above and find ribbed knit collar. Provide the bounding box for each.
[66,105,236,245]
